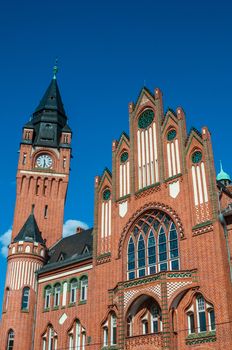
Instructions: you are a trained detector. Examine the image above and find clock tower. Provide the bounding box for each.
[12,66,72,247]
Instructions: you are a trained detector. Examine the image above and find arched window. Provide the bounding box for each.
[169,223,179,270]
[21,287,30,310]
[7,329,14,350]
[44,286,52,309]
[127,237,135,279]
[42,325,57,350]
[126,296,162,338]
[127,210,180,279]
[68,320,86,350]
[137,235,145,277]
[70,279,78,303]
[102,313,117,347]
[54,284,61,307]
[186,294,215,335]
[158,227,167,271]
[197,295,206,332]
[80,276,88,301]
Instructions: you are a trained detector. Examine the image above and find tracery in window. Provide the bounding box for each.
[186,294,216,335]
[127,210,180,279]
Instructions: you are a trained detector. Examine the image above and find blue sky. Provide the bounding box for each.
[0,0,231,311]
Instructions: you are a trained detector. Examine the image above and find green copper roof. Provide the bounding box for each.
[216,161,231,182]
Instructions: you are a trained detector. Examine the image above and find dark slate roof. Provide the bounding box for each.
[14,214,44,243]
[34,78,66,116]
[22,77,71,148]
[48,228,93,264]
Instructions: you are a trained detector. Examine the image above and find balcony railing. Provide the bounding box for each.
[125,333,163,350]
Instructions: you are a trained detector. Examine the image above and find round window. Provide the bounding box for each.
[167,129,177,141]
[192,151,202,164]
[103,189,111,201]
[120,151,129,163]
[138,109,154,129]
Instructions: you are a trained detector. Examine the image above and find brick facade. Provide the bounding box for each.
[1,79,232,350]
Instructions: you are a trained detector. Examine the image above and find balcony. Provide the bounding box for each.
[125,333,163,350]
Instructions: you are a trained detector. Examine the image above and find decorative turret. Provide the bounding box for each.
[216,161,231,186]
[1,214,47,350]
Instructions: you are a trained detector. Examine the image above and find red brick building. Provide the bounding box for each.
[1,69,232,350]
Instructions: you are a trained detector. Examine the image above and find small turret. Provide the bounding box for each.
[216,160,231,187]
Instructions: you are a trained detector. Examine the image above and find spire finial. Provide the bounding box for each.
[220,160,223,172]
[53,58,58,80]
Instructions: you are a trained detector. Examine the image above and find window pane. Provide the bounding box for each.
[128,271,135,280]
[171,260,179,270]
[210,310,215,330]
[138,269,145,277]
[160,263,167,271]
[199,311,207,332]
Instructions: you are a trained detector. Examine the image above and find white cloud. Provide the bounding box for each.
[62,220,89,238]
[0,228,12,258]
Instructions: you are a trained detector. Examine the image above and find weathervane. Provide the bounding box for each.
[53,58,58,79]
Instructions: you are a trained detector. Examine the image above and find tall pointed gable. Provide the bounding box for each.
[23,65,71,148]
[14,213,44,244]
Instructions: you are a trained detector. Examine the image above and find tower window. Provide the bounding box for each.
[21,287,30,310]
[44,205,48,218]
[63,157,66,169]
[7,329,14,350]
[64,134,69,144]
[22,153,27,165]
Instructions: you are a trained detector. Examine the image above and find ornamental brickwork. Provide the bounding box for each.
[1,79,232,350]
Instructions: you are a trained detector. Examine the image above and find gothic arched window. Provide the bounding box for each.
[42,325,57,350]
[68,320,86,350]
[7,329,14,350]
[126,210,180,279]
[186,294,216,335]
[127,237,135,280]
[137,234,146,277]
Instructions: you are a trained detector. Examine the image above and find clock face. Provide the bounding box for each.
[36,154,53,169]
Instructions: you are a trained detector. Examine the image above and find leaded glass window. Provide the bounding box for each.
[126,210,180,279]
[158,227,167,271]
[169,223,179,270]
[127,237,135,280]
[137,235,146,277]
[148,231,156,274]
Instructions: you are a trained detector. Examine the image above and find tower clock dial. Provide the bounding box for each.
[36,154,53,169]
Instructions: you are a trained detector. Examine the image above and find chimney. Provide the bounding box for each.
[76,227,83,234]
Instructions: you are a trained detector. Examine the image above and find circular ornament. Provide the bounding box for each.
[167,129,177,141]
[120,152,129,163]
[103,189,111,201]
[138,109,154,129]
[192,151,202,164]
